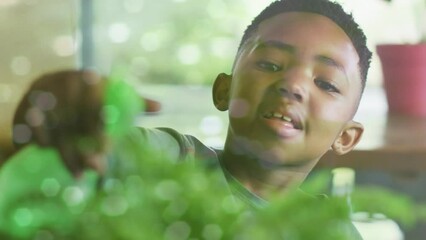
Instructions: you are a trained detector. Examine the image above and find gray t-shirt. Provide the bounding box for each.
[117,127,363,239]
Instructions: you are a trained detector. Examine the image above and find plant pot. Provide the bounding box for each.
[376,44,426,117]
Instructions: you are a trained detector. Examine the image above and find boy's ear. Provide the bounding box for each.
[331,121,364,155]
[212,73,231,111]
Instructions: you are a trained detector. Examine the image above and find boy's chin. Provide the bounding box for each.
[257,157,313,170]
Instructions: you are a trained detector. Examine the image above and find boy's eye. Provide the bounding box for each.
[256,61,282,72]
[314,78,340,93]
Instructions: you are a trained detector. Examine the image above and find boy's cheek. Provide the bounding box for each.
[310,100,354,122]
[308,118,346,144]
[229,99,251,119]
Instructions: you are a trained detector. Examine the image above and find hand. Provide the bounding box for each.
[144,97,161,113]
[12,70,107,177]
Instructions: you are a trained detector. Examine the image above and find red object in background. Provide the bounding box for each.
[377,44,426,117]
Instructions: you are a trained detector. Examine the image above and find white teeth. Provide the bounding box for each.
[272,112,282,118]
[282,116,292,122]
[267,112,292,123]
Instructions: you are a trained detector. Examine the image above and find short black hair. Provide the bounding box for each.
[237,0,372,92]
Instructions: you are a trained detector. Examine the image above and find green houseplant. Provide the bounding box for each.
[376,0,426,117]
[1,72,425,239]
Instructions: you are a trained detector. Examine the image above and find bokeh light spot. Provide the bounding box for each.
[123,0,144,13]
[130,57,150,76]
[140,32,162,52]
[190,173,208,192]
[28,91,57,111]
[25,107,45,127]
[199,115,223,136]
[221,195,239,213]
[108,23,131,43]
[229,99,250,118]
[13,208,33,227]
[82,70,102,85]
[202,224,223,240]
[41,178,61,197]
[52,35,76,57]
[0,84,12,103]
[125,175,144,189]
[103,178,124,193]
[155,180,181,201]
[62,186,85,207]
[165,221,191,240]
[163,198,188,219]
[177,44,201,65]
[10,56,31,76]
[101,195,129,216]
[13,124,32,144]
[210,37,234,58]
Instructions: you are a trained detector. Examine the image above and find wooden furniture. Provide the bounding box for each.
[318,114,426,172]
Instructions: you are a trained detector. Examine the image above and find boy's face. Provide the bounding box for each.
[214,12,363,167]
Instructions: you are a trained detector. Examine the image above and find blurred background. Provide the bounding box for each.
[1,0,426,238]
[2,0,422,149]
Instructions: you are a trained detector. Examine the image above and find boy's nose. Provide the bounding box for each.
[274,67,309,103]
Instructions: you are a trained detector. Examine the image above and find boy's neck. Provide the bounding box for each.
[220,141,319,200]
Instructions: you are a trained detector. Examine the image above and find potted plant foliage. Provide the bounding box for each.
[376,0,426,116]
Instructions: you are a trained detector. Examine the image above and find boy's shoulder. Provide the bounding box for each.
[135,127,222,167]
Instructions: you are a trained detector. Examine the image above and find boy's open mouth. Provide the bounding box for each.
[263,111,303,130]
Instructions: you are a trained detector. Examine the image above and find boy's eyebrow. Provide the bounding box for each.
[315,55,347,79]
[255,40,295,54]
[256,40,348,80]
